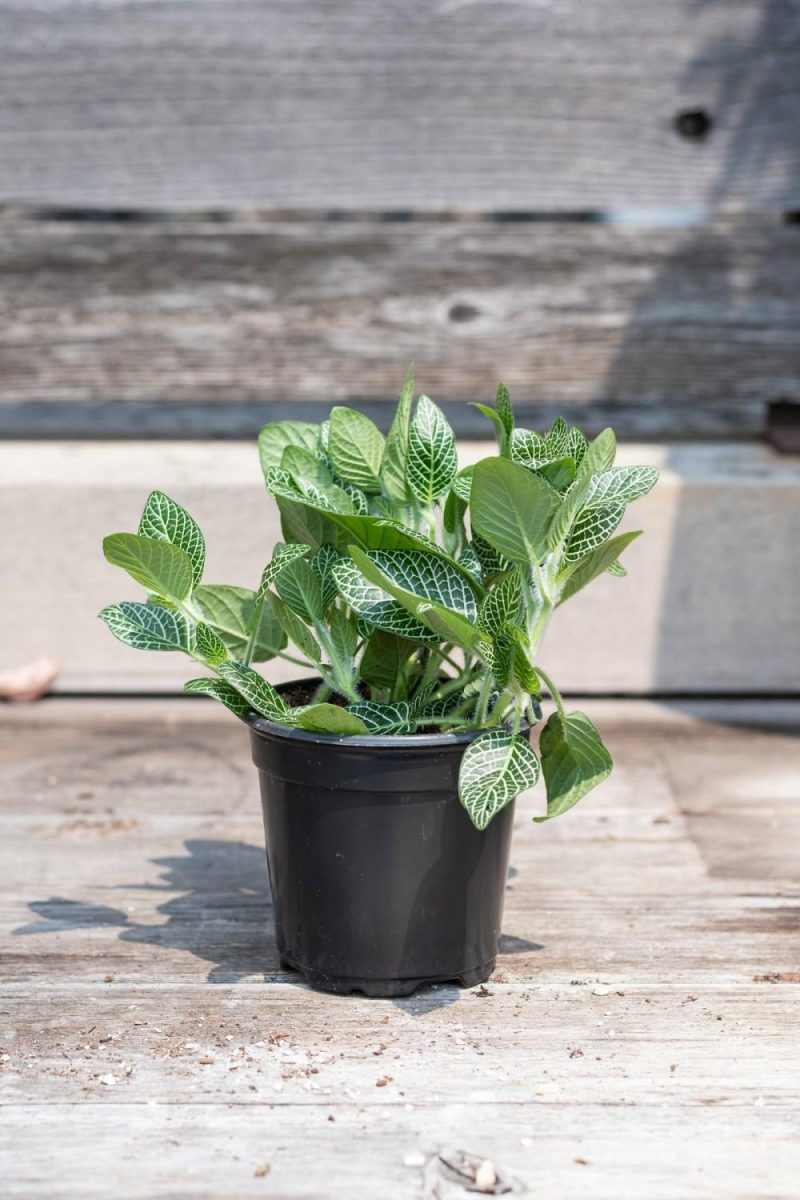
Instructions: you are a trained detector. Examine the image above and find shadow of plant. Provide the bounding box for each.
[14,838,277,984]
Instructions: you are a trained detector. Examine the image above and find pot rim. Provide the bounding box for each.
[246,676,528,751]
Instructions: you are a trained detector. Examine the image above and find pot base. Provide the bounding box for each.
[280,956,496,999]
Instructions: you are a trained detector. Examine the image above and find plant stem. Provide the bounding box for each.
[536,666,566,723]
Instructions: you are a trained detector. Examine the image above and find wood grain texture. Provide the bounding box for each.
[1,698,799,1197]
[1,215,797,437]
[1,1,798,210]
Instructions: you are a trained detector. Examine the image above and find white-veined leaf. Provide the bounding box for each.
[567,426,588,468]
[274,557,324,623]
[358,550,478,621]
[470,458,561,564]
[346,700,414,734]
[451,465,473,503]
[257,543,310,598]
[103,533,195,603]
[184,677,250,717]
[194,584,285,661]
[99,601,193,652]
[459,730,540,830]
[331,558,439,643]
[606,559,628,577]
[509,428,549,468]
[544,416,570,459]
[348,547,484,653]
[477,569,522,639]
[194,621,229,665]
[216,661,292,722]
[310,545,341,613]
[472,533,509,582]
[328,406,385,493]
[565,502,626,562]
[138,491,205,587]
[558,530,642,603]
[406,395,457,505]
[535,711,612,822]
[584,465,659,508]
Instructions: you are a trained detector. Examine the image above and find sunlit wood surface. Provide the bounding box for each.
[2,699,798,1198]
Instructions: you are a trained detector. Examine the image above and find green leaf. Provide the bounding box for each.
[470,458,561,565]
[275,558,324,623]
[381,364,415,503]
[138,491,205,587]
[194,621,229,666]
[584,465,659,508]
[536,456,576,493]
[459,730,540,830]
[348,547,484,654]
[332,557,439,643]
[577,428,616,477]
[281,444,334,487]
[329,605,358,659]
[295,703,369,735]
[99,601,193,652]
[265,592,322,662]
[216,661,292,722]
[103,534,195,603]
[258,420,320,475]
[346,700,413,733]
[606,559,627,577]
[495,383,514,441]
[258,543,311,599]
[194,584,285,661]
[184,677,250,717]
[406,395,457,505]
[535,711,612,822]
[328,406,385,493]
[359,629,414,692]
[565,502,626,562]
[477,569,522,639]
[558,530,642,603]
[470,402,508,454]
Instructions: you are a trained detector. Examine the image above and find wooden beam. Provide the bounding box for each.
[1,215,797,438]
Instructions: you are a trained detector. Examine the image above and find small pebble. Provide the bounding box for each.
[591,986,610,996]
[475,1160,497,1192]
[98,1074,116,1087]
[403,1152,426,1168]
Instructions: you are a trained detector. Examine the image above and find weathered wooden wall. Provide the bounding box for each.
[0,215,796,438]
[1,1,798,211]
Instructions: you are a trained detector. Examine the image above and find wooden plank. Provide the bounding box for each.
[1,699,799,1197]
[3,440,799,695]
[0,216,797,437]
[1,2,798,211]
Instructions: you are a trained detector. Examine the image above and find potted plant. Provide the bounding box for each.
[100,370,657,996]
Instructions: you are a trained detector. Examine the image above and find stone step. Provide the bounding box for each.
[2,440,797,694]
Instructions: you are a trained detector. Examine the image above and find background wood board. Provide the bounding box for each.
[1,698,799,1197]
[1,1,799,211]
[2,440,799,695]
[0,216,797,438]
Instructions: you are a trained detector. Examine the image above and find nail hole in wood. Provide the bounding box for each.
[674,109,713,141]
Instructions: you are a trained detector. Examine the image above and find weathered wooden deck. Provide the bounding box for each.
[2,698,799,1198]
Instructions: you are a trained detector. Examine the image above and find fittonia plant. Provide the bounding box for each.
[100,370,658,830]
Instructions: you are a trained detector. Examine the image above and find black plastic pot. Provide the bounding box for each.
[248,688,516,998]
